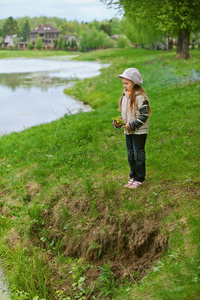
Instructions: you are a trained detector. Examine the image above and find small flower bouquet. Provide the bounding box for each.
[112,115,125,129]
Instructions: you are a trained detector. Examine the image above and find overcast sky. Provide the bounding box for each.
[0,0,121,22]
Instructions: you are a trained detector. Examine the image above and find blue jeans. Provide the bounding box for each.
[126,134,147,182]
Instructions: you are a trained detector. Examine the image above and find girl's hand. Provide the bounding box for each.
[122,123,131,130]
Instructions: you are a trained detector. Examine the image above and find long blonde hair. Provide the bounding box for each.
[119,84,151,113]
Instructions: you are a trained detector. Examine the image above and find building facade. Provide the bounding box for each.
[63,34,78,46]
[30,24,60,48]
[2,35,14,47]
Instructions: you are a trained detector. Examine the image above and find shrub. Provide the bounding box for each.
[104,37,116,49]
[36,38,43,50]
[117,36,130,48]
[27,42,34,50]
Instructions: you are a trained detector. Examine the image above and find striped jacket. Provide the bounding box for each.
[121,91,150,135]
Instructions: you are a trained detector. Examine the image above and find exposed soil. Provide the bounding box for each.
[4,179,199,299]
[46,190,172,299]
[63,211,168,279]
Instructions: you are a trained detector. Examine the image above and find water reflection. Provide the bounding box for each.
[0,72,70,91]
[0,57,109,135]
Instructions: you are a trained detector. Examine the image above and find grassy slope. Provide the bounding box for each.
[0,48,200,299]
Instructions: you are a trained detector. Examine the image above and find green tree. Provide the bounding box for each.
[72,20,82,39]
[122,17,164,49]
[80,27,107,51]
[53,39,59,48]
[2,16,19,36]
[36,37,43,49]
[21,20,31,41]
[104,36,116,48]
[0,20,4,37]
[117,35,130,48]
[101,0,200,59]
[61,22,76,35]
[100,21,112,36]
[70,38,77,48]
[88,20,101,30]
[59,37,65,50]
[27,42,34,49]
[110,17,124,35]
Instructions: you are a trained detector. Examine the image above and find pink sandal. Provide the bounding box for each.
[124,178,134,188]
[128,181,144,189]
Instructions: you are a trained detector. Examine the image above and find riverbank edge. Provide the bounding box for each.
[0,264,10,300]
[0,48,200,298]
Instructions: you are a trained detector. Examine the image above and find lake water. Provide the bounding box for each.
[0,56,109,136]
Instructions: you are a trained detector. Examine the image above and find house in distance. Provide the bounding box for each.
[63,34,78,47]
[30,24,60,48]
[1,35,14,47]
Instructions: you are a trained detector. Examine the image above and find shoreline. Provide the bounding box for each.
[0,265,10,300]
[0,55,107,137]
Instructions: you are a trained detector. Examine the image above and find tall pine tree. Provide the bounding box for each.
[2,17,19,37]
[21,20,31,41]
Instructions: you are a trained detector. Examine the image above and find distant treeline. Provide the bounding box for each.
[0,14,200,53]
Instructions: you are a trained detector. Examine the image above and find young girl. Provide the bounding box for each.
[117,68,151,189]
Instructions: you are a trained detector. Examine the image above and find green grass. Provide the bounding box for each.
[0,48,200,299]
[0,49,76,59]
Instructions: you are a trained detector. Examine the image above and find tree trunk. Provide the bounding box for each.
[182,29,190,59]
[176,29,190,59]
[198,33,200,50]
[176,30,183,58]
[166,32,169,51]
[192,33,195,49]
